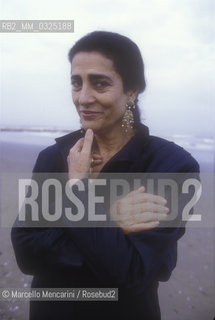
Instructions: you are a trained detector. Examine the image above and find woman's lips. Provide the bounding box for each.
[81,111,102,119]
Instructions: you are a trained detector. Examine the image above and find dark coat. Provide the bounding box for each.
[11,124,199,320]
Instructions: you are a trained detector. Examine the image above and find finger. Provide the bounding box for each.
[91,159,103,167]
[70,138,84,152]
[116,211,168,224]
[92,153,103,160]
[81,129,94,155]
[128,192,167,206]
[126,186,145,199]
[142,203,169,213]
[132,202,169,214]
[142,193,167,205]
[112,199,169,219]
[123,221,160,234]
[126,187,166,205]
[133,212,168,223]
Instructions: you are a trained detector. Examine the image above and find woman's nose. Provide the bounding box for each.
[78,85,95,106]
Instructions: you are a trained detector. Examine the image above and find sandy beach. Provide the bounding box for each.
[0,138,214,320]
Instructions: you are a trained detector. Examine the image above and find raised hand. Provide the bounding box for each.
[67,129,102,180]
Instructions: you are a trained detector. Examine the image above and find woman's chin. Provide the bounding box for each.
[82,123,101,133]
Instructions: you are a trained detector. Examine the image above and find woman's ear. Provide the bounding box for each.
[126,89,139,102]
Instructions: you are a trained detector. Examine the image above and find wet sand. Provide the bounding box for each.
[0,141,214,320]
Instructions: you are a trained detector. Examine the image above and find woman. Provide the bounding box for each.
[11,31,199,320]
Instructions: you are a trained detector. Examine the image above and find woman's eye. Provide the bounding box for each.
[71,80,82,89]
[94,81,108,89]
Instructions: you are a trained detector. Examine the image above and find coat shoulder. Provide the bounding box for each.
[33,130,82,173]
[145,135,200,172]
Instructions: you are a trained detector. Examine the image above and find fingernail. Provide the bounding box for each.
[153,221,160,226]
[86,128,93,135]
[164,207,169,212]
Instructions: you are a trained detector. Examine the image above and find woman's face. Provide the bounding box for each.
[71,51,134,134]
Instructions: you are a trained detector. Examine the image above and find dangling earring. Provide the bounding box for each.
[80,120,85,134]
[121,101,135,132]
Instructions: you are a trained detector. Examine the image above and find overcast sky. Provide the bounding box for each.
[0,0,214,137]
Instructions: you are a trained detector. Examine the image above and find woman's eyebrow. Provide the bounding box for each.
[71,75,80,80]
[70,73,113,83]
[89,74,113,82]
